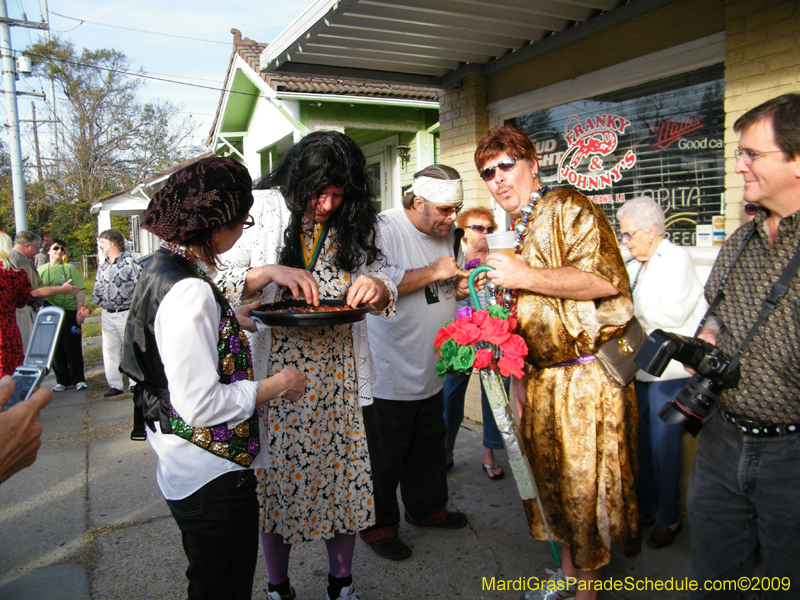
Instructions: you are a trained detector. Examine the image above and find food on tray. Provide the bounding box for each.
[263,303,354,314]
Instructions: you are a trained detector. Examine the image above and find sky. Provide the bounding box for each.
[5,0,313,162]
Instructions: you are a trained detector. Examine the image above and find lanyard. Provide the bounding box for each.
[302,222,329,271]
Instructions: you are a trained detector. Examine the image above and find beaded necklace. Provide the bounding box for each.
[486,187,546,316]
[160,242,261,466]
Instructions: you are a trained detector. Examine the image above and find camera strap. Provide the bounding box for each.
[698,224,800,373]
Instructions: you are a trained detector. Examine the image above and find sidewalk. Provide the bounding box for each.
[0,367,693,599]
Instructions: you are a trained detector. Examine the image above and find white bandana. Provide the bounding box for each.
[411,176,463,205]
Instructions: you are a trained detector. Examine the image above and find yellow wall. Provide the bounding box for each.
[723,0,800,233]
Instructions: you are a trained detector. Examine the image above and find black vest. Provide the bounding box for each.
[120,249,198,432]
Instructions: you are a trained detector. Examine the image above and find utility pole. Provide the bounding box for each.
[31,101,42,182]
[0,0,49,233]
[1,0,27,231]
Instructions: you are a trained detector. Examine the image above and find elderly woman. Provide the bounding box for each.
[617,195,706,549]
[217,132,395,600]
[442,206,506,479]
[120,158,306,600]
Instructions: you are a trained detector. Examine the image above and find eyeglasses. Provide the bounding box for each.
[242,215,255,229]
[480,157,519,181]
[744,203,760,216]
[620,229,641,242]
[466,224,496,234]
[429,202,463,217]
[50,245,65,252]
[734,148,783,165]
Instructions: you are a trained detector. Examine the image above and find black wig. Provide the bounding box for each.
[256,131,382,272]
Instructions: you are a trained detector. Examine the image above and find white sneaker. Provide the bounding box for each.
[326,584,364,600]
[75,382,88,390]
[266,588,296,600]
[52,384,68,392]
[520,568,576,600]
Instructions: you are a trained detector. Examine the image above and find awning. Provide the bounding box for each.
[261,0,682,88]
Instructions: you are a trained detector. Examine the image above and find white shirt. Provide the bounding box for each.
[627,238,707,381]
[146,275,263,500]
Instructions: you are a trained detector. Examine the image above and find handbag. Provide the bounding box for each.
[595,316,645,388]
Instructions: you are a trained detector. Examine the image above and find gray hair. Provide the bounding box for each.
[14,231,41,247]
[616,196,666,235]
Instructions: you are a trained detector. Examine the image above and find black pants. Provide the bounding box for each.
[48,306,85,387]
[360,391,449,540]
[166,469,259,600]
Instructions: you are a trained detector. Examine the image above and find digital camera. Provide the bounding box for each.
[634,329,740,435]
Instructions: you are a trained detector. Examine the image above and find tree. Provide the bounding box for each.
[21,37,202,254]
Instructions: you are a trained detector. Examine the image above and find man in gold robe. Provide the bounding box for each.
[475,125,639,600]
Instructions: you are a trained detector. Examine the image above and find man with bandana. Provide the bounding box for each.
[360,164,472,561]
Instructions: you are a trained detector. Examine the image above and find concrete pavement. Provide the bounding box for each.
[0,366,694,600]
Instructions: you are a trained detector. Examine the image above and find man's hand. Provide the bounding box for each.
[346,276,389,311]
[76,304,90,324]
[685,328,718,375]
[431,256,468,281]
[254,266,320,306]
[59,279,80,296]
[456,271,486,299]
[486,253,532,291]
[234,301,262,332]
[0,376,52,485]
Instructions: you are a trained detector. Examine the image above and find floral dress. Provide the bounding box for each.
[259,220,379,542]
[0,266,32,376]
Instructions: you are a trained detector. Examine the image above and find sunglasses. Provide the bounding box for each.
[429,202,463,217]
[242,215,255,229]
[620,229,641,242]
[50,245,65,252]
[480,157,519,181]
[466,224,496,234]
[744,203,760,216]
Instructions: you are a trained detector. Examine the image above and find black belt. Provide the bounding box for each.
[721,409,800,437]
[105,307,130,313]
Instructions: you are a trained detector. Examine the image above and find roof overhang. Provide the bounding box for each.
[261,0,683,88]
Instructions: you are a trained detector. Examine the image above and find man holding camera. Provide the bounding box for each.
[687,93,800,596]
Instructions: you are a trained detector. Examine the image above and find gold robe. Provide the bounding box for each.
[516,188,640,570]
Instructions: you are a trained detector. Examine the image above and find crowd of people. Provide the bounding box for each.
[3,92,799,600]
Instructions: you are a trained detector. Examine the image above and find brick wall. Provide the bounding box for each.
[724,0,800,233]
[439,75,490,208]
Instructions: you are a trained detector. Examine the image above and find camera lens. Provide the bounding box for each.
[658,376,721,436]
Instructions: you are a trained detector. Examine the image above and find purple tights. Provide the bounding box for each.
[261,532,356,583]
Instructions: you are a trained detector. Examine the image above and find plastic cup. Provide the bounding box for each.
[485,231,516,257]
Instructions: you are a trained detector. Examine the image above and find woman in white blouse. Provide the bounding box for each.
[617,196,706,550]
[121,158,306,600]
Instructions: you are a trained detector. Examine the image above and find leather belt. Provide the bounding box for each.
[721,409,800,437]
[105,307,130,313]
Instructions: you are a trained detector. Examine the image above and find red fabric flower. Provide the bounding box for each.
[473,348,494,370]
[499,334,528,359]
[481,317,512,345]
[451,322,482,345]
[498,353,525,378]
[471,309,490,328]
[434,328,452,351]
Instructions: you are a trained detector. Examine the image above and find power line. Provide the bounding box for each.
[50,12,230,45]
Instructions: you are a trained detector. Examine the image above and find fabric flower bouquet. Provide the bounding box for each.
[434,304,527,379]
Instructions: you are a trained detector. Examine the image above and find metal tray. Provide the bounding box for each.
[251,300,369,327]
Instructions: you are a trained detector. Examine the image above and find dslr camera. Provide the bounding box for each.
[634,330,740,435]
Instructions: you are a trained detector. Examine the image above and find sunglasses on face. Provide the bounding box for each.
[620,229,641,242]
[466,224,496,234]
[429,202,463,217]
[480,157,519,181]
[51,245,65,252]
[744,203,760,216]
[242,215,255,229]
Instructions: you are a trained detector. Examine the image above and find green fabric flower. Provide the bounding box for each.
[453,344,476,371]
[487,304,510,319]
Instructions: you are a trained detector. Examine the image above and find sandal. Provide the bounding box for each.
[481,463,504,480]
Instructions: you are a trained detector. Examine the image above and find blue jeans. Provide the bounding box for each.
[688,410,800,599]
[443,371,505,455]
[166,469,259,600]
[635,378,687,527]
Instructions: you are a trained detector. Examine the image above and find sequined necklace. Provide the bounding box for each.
[486,187,546,316]
[159,242,261,466]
